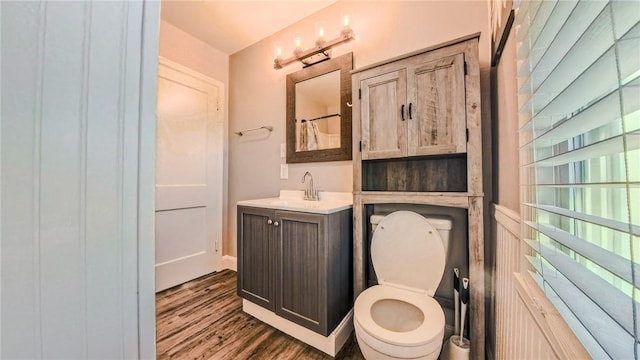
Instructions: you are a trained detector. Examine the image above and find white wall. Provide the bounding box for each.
[1,1,159,358]
[227,1,491,256]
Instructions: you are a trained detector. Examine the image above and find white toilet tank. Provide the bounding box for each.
[370,213,452,254]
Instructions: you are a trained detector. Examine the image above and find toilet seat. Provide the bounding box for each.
[354,285,445,358]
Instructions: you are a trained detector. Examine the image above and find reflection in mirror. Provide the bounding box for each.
[295,70,341,152]
[286,52,353,163]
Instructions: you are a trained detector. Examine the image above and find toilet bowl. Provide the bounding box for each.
[354,211,452,360]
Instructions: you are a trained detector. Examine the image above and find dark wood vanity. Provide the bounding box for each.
[237,205,352,336]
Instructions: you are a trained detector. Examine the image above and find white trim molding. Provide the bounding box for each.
[242,300,353,357]
[221,255,237,272]
[492,203,520,237]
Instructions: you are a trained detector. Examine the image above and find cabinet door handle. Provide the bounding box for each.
[273,221,280,227]
[409,103,413,119]
[267,219,273,225]
[401,104,406,121]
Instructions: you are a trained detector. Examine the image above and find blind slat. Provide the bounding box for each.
[518,3,612,102]
[530,270,632,359]
[516,0,557,62]
[525,221,640,286]
[523,203,640,236]
[525,239,637,337]
[533,182,640,188]
[517,1,607,79]
[521,46,618,121]
[516,0,578,86]
[517,75,639,142]
[523,133,640,167]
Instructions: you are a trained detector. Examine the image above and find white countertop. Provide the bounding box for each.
[237,190,353,214]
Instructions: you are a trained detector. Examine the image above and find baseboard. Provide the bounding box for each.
[221,255,237,272]
[243,299,353,357]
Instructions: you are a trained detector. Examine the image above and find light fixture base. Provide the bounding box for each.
[274,30,354,70]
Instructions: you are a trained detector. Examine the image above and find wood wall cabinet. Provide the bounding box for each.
[237,206,352,336]
[351,34,485,359]
[360,50,466,160]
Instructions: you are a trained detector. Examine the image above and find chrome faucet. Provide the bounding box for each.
[301,171,319,201]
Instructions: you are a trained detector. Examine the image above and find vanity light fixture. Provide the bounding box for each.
[274,15,354,70]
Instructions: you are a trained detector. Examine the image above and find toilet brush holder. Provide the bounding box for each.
[440,335,470,360]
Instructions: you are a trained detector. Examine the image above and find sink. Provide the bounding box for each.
[237,190,352,214]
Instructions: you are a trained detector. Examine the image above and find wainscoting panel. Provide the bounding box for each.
[492,204,556,360]
[1,1,159,358]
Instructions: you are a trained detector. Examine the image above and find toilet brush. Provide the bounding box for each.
[459,278,469,343]
[453,268,460,335]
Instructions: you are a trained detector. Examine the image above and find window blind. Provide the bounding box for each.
[516,0,640,358]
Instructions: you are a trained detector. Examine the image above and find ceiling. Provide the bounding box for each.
[160,0,338,55]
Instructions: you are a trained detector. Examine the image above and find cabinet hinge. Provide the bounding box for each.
[464,61,468,76]
[466,128,469,142]
[359,141,362,152]
[359,88,362,99]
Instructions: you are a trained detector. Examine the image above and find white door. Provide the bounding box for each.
[155,58,224,292]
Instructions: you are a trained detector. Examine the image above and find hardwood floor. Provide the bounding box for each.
[156,269,365,359]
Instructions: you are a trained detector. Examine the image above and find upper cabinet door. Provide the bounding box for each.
[407,53,466,156]
[360,69,408,160]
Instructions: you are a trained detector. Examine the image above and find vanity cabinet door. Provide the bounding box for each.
[237,206,276,311]
[274,210,327,334]
[360,69,408,160]
[407,52,467,156]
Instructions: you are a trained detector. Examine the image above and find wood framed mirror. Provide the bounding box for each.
[286,52,353,163]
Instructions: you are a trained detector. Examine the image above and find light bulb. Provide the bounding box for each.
[294,33,302,50]
[343,14,350,29]
[274,42,282,59]
[315,22,326,45]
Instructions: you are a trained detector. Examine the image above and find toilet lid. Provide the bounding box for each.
[371,211,445,295]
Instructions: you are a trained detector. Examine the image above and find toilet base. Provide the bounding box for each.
[355,331,441,360]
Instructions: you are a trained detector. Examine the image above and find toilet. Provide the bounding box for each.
[354,211,452,360]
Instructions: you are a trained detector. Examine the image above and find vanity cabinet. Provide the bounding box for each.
[359,49,466,160]
[237,205,352,336]
[351,34,485,359]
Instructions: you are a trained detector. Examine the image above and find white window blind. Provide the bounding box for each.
[516,0,640,358]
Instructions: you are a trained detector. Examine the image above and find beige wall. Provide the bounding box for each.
[492,25,519,213]
[227,1,491,256]
[488,22,520,358]
[159,20,229,84]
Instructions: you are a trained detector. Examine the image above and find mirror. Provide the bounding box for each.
[286,52,353,163]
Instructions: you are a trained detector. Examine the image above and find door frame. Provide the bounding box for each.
[155,56,225,287]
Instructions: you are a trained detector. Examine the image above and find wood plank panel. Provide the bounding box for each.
[278,216,323,330]
[1,2,45,358]
[360,70,407,160]
[38,3,87,356]
[362,155,467,192]
[408,52,466,156]
[237,207,275,310]
[85,2,128,357]
[468,196,484,359]
[1,1,153,358]
[326,209,353,333]
[156,270,365,360]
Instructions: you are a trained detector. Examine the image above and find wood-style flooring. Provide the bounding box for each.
[156,269,365,360]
